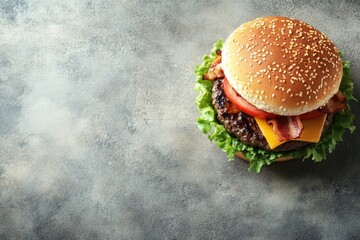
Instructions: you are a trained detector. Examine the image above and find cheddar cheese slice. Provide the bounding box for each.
[255,114,327,149]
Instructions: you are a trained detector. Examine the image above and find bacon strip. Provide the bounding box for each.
[203,54,225,80]
[320,91,347,113]
[267,116,304,142]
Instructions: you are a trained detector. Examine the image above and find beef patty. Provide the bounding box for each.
[212,78,334,152]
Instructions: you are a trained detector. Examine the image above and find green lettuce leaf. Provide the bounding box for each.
[194,39,356,173]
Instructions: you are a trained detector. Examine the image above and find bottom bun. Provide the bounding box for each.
[235,152,295,162]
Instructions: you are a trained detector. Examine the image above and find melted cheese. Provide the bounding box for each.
[255,114,327,149]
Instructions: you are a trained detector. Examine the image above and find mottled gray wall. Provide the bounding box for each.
[0,0,359,239]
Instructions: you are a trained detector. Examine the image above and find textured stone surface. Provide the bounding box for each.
[0,1,359,239]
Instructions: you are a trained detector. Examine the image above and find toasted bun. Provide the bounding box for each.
[235,152,294,162]
[222,16,343,116]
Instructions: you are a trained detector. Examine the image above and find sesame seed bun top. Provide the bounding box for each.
[222,16,343,116]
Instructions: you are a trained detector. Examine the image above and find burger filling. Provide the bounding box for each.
[212,78,334,151]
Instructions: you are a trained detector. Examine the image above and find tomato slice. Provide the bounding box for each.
[222,77,325,120]
[299,110,324,120]
[223,77,278,119]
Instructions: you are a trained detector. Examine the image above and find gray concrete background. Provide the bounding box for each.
[0,0,359,239]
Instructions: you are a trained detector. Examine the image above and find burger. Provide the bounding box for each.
[195,16,355,172]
